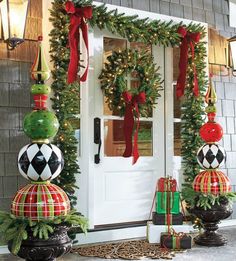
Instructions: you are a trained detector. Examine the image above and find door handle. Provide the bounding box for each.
[94,117,101,164]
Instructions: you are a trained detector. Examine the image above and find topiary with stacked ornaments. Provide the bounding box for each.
[188,77,236,246]
[0,37,88,261]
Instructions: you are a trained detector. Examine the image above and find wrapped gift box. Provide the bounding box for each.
[152,212,183,225]
[147,221,193,244]
[158,177,177,192]
[156,191,180,214]
[160,232,192,249]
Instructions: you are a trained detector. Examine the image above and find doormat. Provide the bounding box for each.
[71,239,186,260]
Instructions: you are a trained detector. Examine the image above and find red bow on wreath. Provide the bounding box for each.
[122,91,146,164]
[65,1,92,83]
[176,26,200,98]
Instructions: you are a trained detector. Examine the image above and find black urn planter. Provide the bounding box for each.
[8,225,72,261]
[191,197,233,247]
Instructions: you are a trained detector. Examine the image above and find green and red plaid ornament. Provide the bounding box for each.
[11,183,70,221]
[193,170,231,195]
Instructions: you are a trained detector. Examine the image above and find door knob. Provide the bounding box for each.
[94,117,101,164]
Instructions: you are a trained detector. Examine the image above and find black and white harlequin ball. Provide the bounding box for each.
[18,143,64,181]
[197,143,226,169]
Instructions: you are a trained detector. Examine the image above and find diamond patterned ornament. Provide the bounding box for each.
[11,183,70,221]
[193,170,231,195]
[18,143,64,182]
[197,144,226,169]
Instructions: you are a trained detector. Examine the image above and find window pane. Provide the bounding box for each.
[174,122,181,156]
[173,47,180,82]
[173,84,181,118]
[69,118,81,156]
[104,120,153,157]
[130,42,152,54]
[103,37,127,116]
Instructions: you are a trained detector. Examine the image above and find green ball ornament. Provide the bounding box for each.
[31,84,51,95]
[23,110,59,140]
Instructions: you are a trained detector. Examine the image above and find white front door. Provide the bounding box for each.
[89,31,166,227]
[76,4,180,230]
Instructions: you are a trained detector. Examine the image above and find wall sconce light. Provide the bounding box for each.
[0,0,29,49]
[228,35,236,76]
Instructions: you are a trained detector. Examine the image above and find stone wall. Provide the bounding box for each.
[0,0,42,211]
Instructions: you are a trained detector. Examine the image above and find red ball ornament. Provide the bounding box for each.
[193,170,231,195]
[199,122,223,142]
[11,183,70,221]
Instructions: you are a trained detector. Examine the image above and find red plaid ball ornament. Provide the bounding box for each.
[11,182,70,220]
[193,170,231,195]
[199,122,223,143]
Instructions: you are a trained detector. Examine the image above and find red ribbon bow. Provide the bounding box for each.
[122,91,146,164]
[65,1,92,83]
[176,26,200,98]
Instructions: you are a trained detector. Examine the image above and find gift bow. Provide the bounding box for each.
[176,26,200,98]
[162,229,186,250]
[122,91,146,164]
[65,1,92,83]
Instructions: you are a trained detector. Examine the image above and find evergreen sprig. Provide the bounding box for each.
[50,0,207,207]
[0,211,88,255]
[182,187,236,210]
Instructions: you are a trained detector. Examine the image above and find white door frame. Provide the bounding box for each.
[76,2,208,235]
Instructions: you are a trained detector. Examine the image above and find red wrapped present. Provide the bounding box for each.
[158,177,177,192]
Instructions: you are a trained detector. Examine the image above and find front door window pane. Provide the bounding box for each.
[104,120,153,157]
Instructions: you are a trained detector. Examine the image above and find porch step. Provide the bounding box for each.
[147,221,194,243]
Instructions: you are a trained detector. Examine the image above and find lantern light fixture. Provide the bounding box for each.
[228,35,236,76]
[0,0,29,49]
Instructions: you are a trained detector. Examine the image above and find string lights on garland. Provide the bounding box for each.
[49,0,207,206]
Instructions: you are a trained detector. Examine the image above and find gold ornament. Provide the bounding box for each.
[205,78,217,105]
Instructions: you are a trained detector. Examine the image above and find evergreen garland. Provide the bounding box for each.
[50,2,80,207]
[49,0,207,206]
[180,27,208,203]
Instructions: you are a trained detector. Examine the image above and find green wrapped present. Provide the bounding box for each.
[156,192,180,214]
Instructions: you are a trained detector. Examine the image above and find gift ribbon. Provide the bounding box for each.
[122,91,146,164]
[162,230,185,250]
[161,191,174,214]
[172,231,185,249]
[176,26,200,98]
[65,1,92,83]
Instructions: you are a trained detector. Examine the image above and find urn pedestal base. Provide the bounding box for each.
[191,198,233,247]
[194,222,227,246]
[8,225,72,261]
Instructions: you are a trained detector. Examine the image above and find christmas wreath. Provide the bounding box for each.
[99,49,162,164]
[99,49,162,117]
